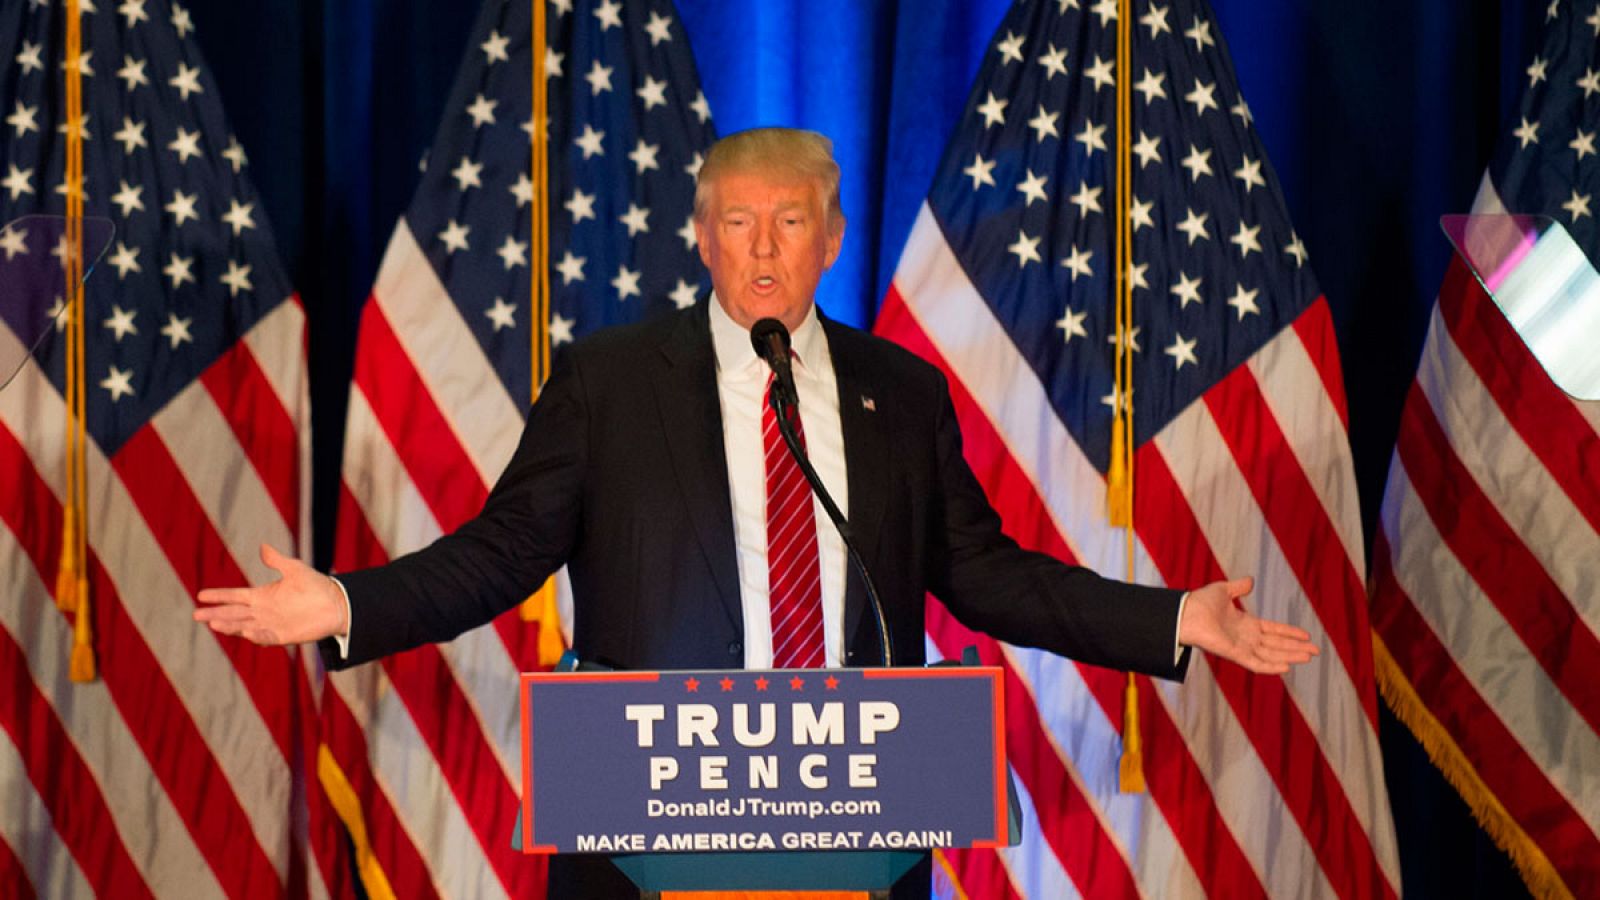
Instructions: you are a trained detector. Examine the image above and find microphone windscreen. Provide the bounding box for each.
[749,318,791,359]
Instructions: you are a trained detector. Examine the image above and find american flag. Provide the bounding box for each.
[323,0,714,895]
[0,0,344,897]
[1370,3,1600,897]
[875,0,1401,896]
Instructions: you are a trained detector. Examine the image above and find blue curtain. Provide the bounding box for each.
[185,1,1542,895]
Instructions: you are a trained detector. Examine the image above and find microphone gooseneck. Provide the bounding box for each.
[749,318,895,668]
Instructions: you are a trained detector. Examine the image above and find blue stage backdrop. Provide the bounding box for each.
[183,1,1543,896]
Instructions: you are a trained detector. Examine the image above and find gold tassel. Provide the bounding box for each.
[1118,673,1146,792]
[55,509,79,611]
[518,577,566,668]
[69,573,95,682]
[1106,416,1131,526]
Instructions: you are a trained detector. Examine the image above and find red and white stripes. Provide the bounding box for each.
[0,299,343,899]
[881,203,1401,899]
[324,220,554,900]
[1370,179,1600,898]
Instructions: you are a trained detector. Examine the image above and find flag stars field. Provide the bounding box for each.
[112,180,143,215]
[964,153,997,189]
[0,226,28,260]
[550,312,575,345]
[1016,169,1048,205]
[480,29,510,64]
[644,10,673,45]
[585,59,614,94]
[1180,143,1213,180]
[2,164,32,200]
[1140,3,1172,37]
[575,123,606,158]
[103,305,139,341]
[1028,105,1060,142]
[1135,68,1167,104]
[117,54,149,89]
[612,264,642,300]
[451,156,483,190]
[159,312,192,349]
[1176,207,1210,244]
[220,260,252,297]
[7,99,38,135]
[108,242,140,278]
[168,62,203,101]
[168,126,202,163]
[556,250,586,284]
[163,251,195,289]
[113,117,147,153]
[164,189,199,227]
[223,199,256,235]
[1165,332,1198,370]
[484,297,516,331]
[566,188,596,222]
[438,219,470,253]
[100,364,134,402]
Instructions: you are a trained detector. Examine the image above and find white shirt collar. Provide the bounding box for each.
[708,294,827,380]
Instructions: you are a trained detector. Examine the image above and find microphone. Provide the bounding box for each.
[748,318,895,668]
[749,318,798,409]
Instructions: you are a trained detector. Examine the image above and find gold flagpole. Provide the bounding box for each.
[60,0,96,682]
[518,0,565,668]
[1111,0,1143,793]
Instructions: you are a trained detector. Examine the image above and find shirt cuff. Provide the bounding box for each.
[329,575,352,660]
[1174,591,1189,665]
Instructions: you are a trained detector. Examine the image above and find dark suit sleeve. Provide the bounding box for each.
[318,350,589,669]
[923,375,1190,680]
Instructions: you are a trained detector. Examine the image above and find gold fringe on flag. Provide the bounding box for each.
[60,0,96,682]
[516,0,564,665]
[1110,0,1143,793]
[1372,634,1574,899]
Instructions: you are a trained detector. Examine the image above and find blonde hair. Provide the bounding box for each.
[693,127,843,225]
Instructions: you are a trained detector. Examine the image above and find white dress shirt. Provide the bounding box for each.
[709,298,850,669]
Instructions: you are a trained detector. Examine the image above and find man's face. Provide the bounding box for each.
[695,169,844,333]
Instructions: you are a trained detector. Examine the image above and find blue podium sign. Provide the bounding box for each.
[518,668,1007,855]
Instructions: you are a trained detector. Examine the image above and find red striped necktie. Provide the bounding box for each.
[763,371,824,669]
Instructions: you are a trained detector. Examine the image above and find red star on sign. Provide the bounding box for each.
[789,676,805,691]
[824,676,839,691]
[719,677,735,692]
[754,677,770,692]
[684,677,700,693]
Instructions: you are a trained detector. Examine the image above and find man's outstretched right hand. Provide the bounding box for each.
[194,543,348,647]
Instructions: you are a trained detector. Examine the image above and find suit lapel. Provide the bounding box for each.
[824,318,892,655]
[653,304,743,634]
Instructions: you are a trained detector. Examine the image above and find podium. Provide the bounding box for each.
[515,656,1019,897]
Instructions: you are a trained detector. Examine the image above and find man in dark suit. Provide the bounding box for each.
[198,127,1316,896]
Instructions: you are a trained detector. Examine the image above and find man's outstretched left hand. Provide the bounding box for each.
[1178,577,1318,674]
